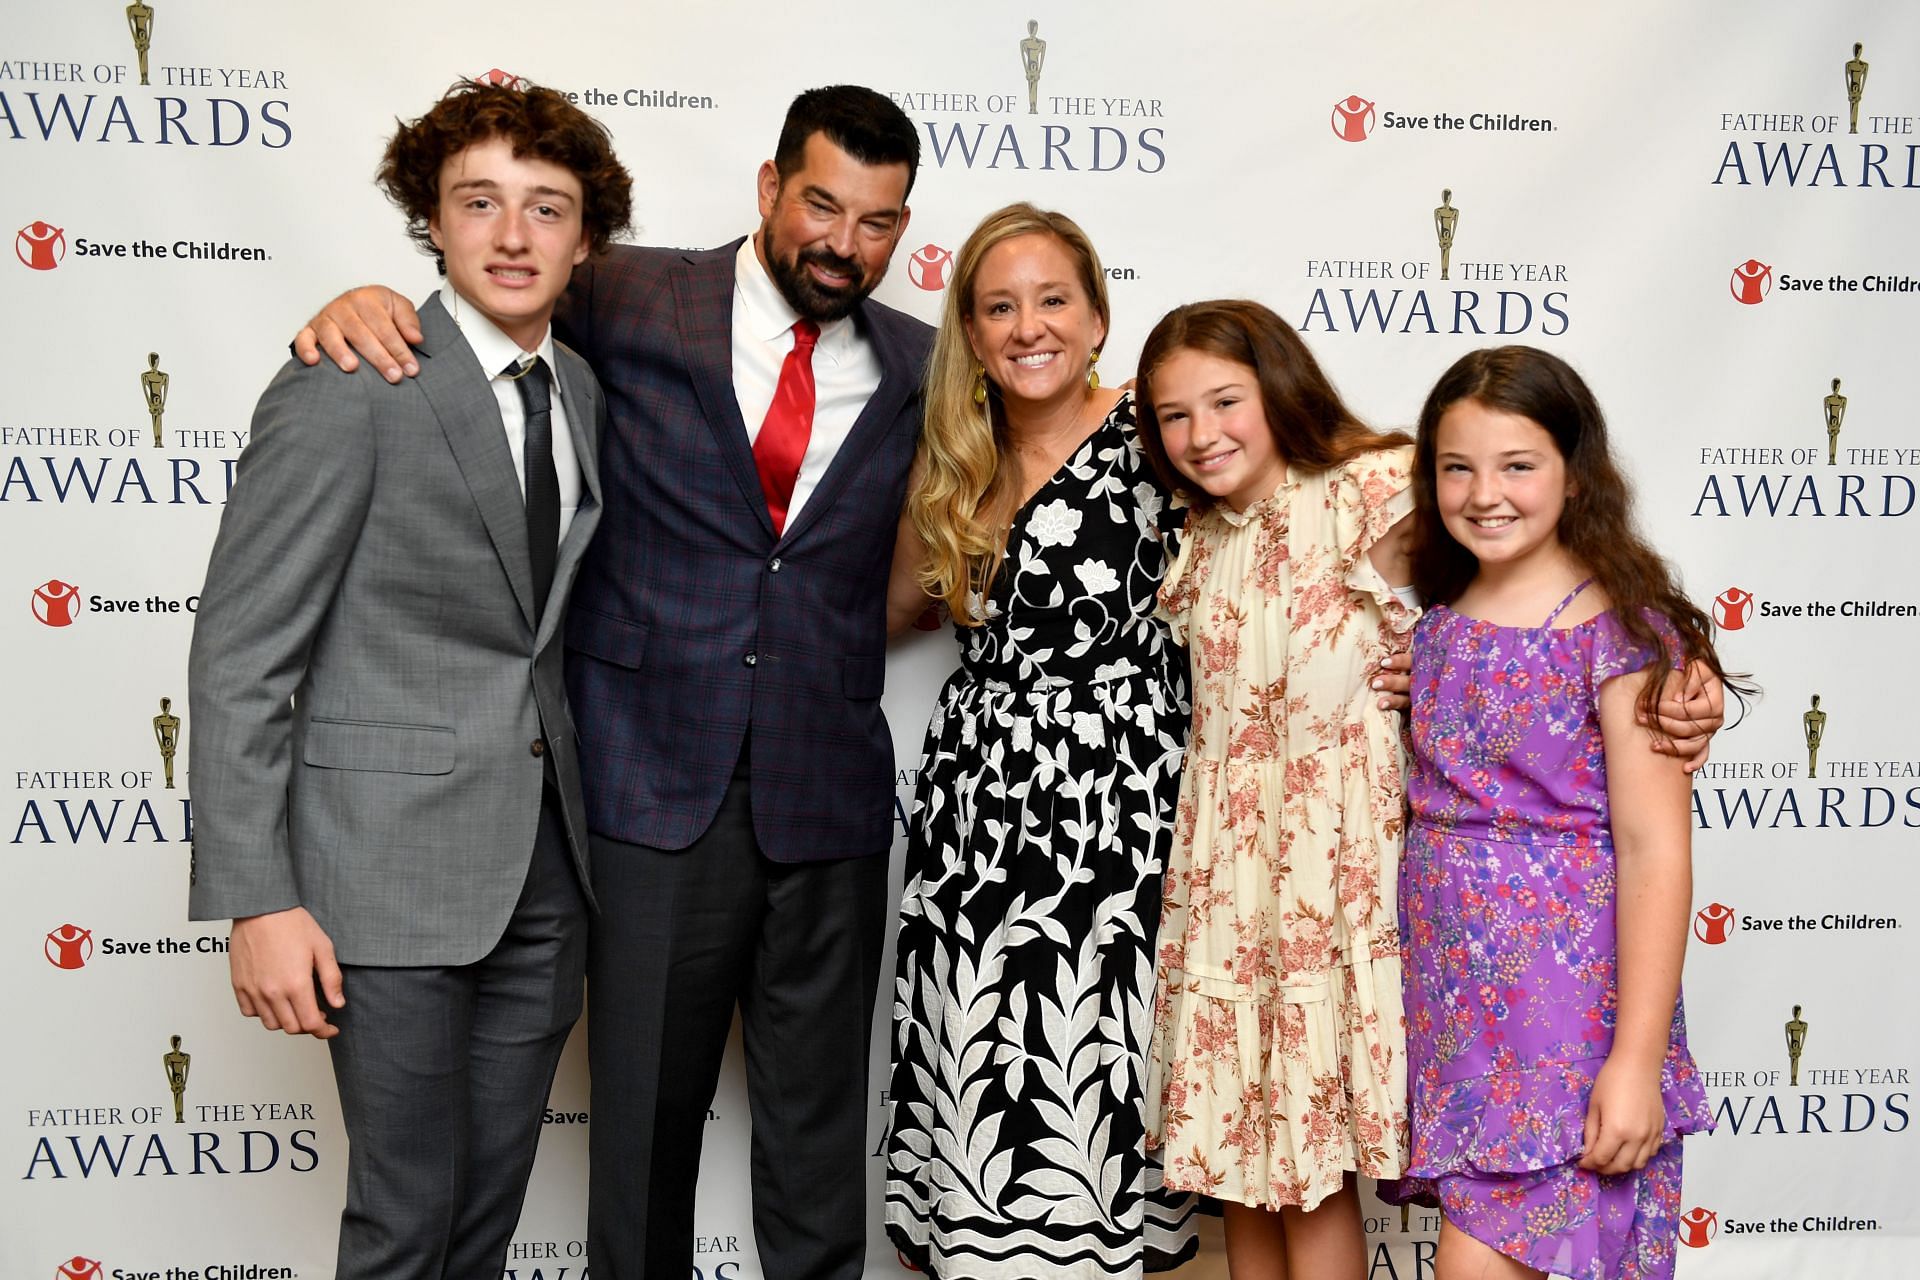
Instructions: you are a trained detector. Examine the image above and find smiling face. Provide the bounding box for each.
[428,136,589,350]
[756,131,911,322]
[962,232,1106,417]
[1147,348,1284,511]
[1433,397,1574,575]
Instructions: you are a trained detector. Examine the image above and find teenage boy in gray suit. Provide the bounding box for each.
[187,80,631,1280]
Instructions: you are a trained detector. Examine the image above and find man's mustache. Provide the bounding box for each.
[798,246,861,285]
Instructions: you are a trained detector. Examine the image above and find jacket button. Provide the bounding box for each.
[743,652,758,667]
[768,557,783,573]
[530,738,547,757]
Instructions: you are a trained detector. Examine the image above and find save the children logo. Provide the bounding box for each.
[1713,587,1755,630]
[907,244,954,291]
[31,579,81,627]
[1323,93,1554,142]
[45,923,95,969]
[15,221,67,270]
[1331,95,1376,141]
[474,68,529,90]
[55,1257,105,1280]
[1693,902,1737,945]
[1678,1207,1718,1248]
[1731,259,1773,304]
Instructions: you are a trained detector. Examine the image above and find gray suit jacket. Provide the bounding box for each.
[187,295,602,965]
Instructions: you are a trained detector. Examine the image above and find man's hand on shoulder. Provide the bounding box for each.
[292,286,423,384]
[228,906,346,1039]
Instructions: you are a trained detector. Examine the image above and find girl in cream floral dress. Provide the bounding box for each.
[1133,300,1414,1278]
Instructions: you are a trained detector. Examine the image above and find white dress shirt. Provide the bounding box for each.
[442,287,583,544]
[731,239,884,529]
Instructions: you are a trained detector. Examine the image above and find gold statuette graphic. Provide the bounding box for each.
[126,2,155,88]
[163,1033,191,1122]
[1434,189,1459,281]
[1785,1005,1808,1086]
[153,696,180,788]
[1845,42,1869,135]
[1803,694,1827,779]
[1824,377,1846,465]
[142,351,170,448]
[1020,20,1046,115]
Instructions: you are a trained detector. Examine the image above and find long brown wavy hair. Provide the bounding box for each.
[1410,345,1752,722]
[1134,300,1410,507]
[908,203,1111,625]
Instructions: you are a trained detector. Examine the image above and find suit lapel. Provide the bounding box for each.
[672,244,776,539]
[414,296,539,629]
[778,302,918,547]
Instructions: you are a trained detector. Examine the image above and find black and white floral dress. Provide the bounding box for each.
[886,394,1199,1278]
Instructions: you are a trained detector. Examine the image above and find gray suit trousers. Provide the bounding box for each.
[329,800,587,1280]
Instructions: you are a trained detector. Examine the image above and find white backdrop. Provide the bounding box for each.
[5,2,1915,1276]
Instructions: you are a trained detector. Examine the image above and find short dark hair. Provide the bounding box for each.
[377,80,634,274]
[773,85,921,198]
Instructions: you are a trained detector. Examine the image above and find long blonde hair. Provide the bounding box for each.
[909,203,1111,625]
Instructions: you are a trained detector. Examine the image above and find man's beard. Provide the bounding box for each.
[763,233,875,323]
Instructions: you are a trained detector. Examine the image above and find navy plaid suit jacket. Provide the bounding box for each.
[555,241,932,862]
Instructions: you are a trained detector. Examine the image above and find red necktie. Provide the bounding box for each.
[753,319,820,535]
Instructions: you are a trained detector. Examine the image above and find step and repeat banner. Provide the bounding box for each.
[4,2,1915,1277]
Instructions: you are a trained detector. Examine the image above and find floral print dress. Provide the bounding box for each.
[1384,589,1713,1280]
[1146,446,1415,1210]
[887,394,1199,1278]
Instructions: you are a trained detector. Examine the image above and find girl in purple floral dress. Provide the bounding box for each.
[1385,347,1745,1280]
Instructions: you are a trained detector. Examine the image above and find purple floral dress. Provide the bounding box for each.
[1385,585,1712,1280]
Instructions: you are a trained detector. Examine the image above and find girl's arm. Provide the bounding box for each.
[1581,665,1694,1175]
[1365,512,1414,590]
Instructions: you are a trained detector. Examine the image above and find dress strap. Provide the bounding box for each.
[1541,578,1595,627]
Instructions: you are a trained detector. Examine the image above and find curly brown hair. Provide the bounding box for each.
[376,80,633,274]
[1135,299,1411,509]
[1409,345,1754,723]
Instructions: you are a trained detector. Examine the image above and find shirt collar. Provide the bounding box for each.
[440,288,562,395]
[734,238,854,362]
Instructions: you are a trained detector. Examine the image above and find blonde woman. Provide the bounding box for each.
[883,204,1197,1278]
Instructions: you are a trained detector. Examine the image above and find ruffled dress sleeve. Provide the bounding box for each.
[1332,444,1417,637]
[1586,607,1685,702]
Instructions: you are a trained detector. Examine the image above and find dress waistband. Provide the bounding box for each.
[1409,815,1614,850]
[966,661,1154,694]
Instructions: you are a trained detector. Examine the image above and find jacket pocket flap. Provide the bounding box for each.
[843,654,886,699]
[566,606,649,670]
[303,719,455,775]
